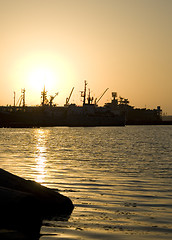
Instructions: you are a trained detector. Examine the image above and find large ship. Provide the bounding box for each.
[0,81,126,127]
[104,92,163,125]
[65,81,126,127]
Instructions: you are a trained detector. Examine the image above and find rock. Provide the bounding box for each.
[0,168,74,218]
[0,186,42,238]
[0,229,35,240]
[0,168,74,237]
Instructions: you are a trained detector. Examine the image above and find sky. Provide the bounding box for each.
[0,0,172,114]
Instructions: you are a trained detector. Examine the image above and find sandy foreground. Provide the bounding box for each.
[1,225,172,240]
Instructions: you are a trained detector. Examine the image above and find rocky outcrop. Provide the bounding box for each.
[0,186,42,239]
[0,168,74,238]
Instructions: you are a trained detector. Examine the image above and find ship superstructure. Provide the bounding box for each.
[66,81,126,126]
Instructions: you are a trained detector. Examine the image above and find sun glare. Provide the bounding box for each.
[28,67,56,92]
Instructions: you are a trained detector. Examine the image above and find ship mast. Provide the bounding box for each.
[13,91,16,107]
[22,89,25,107]
[41,86,48,106]
[80,80,87,105]
[87,88,94,104]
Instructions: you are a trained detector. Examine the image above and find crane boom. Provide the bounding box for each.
[65,87,74,106]
[96,88,109,104]
[16,89,26,107]
[49,92,58,106]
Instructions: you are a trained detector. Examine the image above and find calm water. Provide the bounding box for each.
[0,126,172,240]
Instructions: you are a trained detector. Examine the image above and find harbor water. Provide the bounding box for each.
[0,126,172,240]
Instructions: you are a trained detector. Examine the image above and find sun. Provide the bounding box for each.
[28,67,56,92]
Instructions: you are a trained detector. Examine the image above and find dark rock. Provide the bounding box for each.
[0,186,42,238]
[0,168,74,218]
[0,229,33,240]
[0,168,74,237]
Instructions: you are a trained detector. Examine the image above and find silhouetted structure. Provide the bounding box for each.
[105,92,163,125]
[0,82,126,127]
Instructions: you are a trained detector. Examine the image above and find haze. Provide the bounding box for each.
[0,0,172,114]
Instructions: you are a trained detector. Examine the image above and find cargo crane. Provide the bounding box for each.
[94,88,109,105]
[49,92,58,106]
[16,89,26,107]
[41,86,58,106]
[65,87,74,106]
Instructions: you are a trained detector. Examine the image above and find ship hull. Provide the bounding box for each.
[66,104,126,127]
[66,114,125,127]
[0,106,66,128]
[0,105,126,128]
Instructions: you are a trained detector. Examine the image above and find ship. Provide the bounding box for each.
[104,92,163,125]
[0,81,126,128]
[65,81,126,127]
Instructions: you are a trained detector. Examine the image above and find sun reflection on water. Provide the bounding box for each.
[33,128,49,184]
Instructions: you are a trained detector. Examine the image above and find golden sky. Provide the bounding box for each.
[0,0,172,114]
